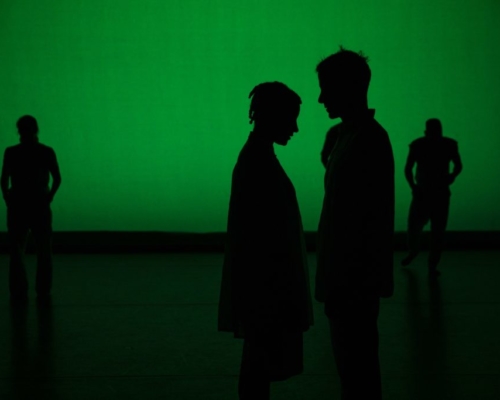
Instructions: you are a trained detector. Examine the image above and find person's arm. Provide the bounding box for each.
[48,149,61,201]
[449,142,462,184]
[404,146,417,190]
[1,149,10,205]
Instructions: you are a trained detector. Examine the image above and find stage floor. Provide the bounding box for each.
[1,251,499,399]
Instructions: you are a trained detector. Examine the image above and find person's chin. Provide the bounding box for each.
[327,109,340,119]
[275,137,290,146]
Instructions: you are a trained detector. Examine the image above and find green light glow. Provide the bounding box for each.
[1,0,499,231]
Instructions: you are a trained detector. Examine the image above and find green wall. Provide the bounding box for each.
[1,0,499,231]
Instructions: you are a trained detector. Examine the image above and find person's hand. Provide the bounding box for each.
[46,192,54,204]
[447,174,456,185]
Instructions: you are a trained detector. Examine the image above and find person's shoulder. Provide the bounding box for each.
[4,144,21,155]
[37,143,56,156]
[370,119,389,135]
[237,139,256,161]
[235,141,259,171]
[236,140,274,176]
[442,137,459,154]
[38,142,54,150]
[410,136,425,147]
[366,119,391,146]
[443,137,458,145]
[326,122,343,135]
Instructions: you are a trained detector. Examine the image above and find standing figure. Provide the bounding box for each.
[1,116,61,304]
[401,118,462,276]
[315,47,395,400]
[218,82,313,400]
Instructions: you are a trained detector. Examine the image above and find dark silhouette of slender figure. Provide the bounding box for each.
[401,118,462,276]
[1,116,61,304]
[315,47,395,400]
[218,82,313,400]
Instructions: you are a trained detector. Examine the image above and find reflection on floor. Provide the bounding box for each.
[1,251,499,399]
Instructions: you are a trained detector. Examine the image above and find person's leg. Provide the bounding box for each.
[238,337,271,400]
[32,206,53,298]
[402,191,429,266]
[328,289,382,400]
[428,192,450,276]
[7,206,30,302]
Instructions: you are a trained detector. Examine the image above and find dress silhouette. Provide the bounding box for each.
[401,118,462,275]
[1,116,61,303]
[315,48,394,400]
[218,82,313,400]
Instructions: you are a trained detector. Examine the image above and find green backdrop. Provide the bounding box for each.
[1,0,499,232]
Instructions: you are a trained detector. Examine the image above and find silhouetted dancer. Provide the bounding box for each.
[218,82,314,400]
[401,118,462,276]
[315,47,394,400]
[1,115,61,305]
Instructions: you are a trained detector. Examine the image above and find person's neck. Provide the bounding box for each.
[20,137,39,145]
[250,128,274,149]
[339,102,370,123]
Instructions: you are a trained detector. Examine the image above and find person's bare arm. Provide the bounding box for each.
[48,149,61,202]
[404,146,417,190]
[1,149,10,204]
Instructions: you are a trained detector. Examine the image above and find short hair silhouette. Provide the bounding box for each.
[16,115,39,136]
[425,118,443,137]
[316,46,371,94]
[248,81,302,124]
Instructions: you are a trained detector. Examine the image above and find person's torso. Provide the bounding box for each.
[7,143,53,198]
[228,133,304,253]
[234,134,299,216]
[227,134,311,328]
[412,136,456,188]
[320,116,395,246]
[324,117,394,207]
[317,116,395,293]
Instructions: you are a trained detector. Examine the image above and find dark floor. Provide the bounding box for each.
[1,251,499,400]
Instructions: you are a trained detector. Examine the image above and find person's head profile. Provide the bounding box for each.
[316,46,371,119]
[425,118,443,138]
[249,81,301,146]
[16,115,39,143]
